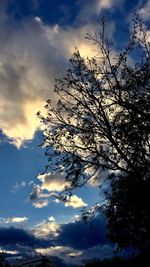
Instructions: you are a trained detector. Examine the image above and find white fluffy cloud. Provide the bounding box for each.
[30,174,87,209]
[33,217,60,238]
[0,216,28,224]
[57,195,87,209]
[37,173,70,192]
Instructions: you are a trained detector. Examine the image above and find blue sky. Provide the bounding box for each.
[0,0,149,265]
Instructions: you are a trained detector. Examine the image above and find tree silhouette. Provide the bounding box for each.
[38,16,150,250]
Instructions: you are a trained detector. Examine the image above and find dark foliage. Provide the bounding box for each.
[84,251,150,267]
[105,173,150,249]
[38,16,150,250]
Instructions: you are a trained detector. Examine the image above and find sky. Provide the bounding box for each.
[0,0,149,266]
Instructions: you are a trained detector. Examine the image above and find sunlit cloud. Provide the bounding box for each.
[71,215,81,222]
[98,0,124,9]
[31,171,87,209]
[0,248,18,255]
[55,195,87,209]
[0,217,28,224]
[0,15,64,147]
[33,217,60,238]
[0,1,117,148]
[64,195,87,209]
[0,215,112,265]
[31,174,87,209]
[30,184,51,208]
[37,173,70,192]
[35,246,83,265]
[35,244,114,265]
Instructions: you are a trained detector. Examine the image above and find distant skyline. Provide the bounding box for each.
[0,0,149,265]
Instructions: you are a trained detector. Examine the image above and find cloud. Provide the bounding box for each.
[0,0,9,23]
[57,215,109,250]
[30,184,51,208]
[32,0,41,9]
[100,0,125,9]
[0,215,114,265]
[139,1,150,21]
[11,180,34,193]
[43,20,116,60]
[30,185,42,201]
[0,217,28,224]
[30,176,87,209]
[40,244,114,266]
[3,214,109,252]
[35,246,83,265]
[0,248,18,255]
[36,245,114,266]
[76,0,124,23]
[64,195,87,209]
[33,217,60,239]
[11,181,26,193]
[36,243,114,266]
[56,195,87,209]
[37,173,70,192]
[70,244,114,265]
[0,1,117,147]
[0,227,51,249]
[32,199,49,208]
[0,13,65,147]
[35,215,114,265]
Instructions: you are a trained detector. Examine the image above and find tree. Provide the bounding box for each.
[38,17,150,250]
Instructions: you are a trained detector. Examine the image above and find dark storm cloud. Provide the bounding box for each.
[0,216,115,264]
[0,215,111,251]
[58,215,110,250]
[0,227,52,249]
[33,215,114,265]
